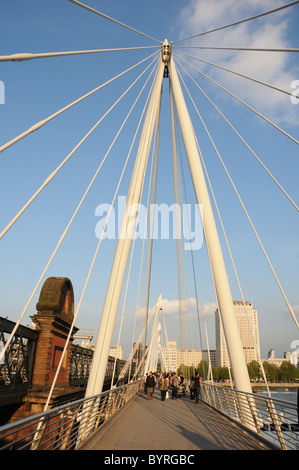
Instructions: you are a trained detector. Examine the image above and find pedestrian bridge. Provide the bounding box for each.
[0,381,298,451]
[0,0,299,455]
[79,387,272,451]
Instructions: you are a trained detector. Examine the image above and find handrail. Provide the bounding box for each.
[0,380,143,450]
[0,380,298,450]
[199,383,299,450]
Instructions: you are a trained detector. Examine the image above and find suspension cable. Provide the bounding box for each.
[173,53,299,145]
[170,86,206,376]
[0,46,159,62]
[127,118,161,380]
[176,65,271,393]
[68,0,161,44]
[173,58,299,330]
[41,61,160,409]
[112,91,160,387]
[173,1,299,44]
[173,46,299,53]
[126,112,160,381]
[114,74,159,384]
[175,50,293,97]
[174,56,298,211]
[0,51,159,154]
[170,85,186,350]
[48,77,153,405]
[0,53,160,241]
[176,127,195,354]
[142,111,161,367]
[0,58,160,364]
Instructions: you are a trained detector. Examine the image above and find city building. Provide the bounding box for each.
[266,349,291,368]
[284,350,299,369]
[162,340,216,372]
[162,340,177,371]
[109,345,123,360]
[215,300,261,367]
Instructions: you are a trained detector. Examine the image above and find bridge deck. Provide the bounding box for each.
[80,388,274,451]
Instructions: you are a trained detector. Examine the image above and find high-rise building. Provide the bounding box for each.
[215,300,260,367]
[163,340,178,371]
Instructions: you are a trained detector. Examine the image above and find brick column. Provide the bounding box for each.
[31,277,77,388]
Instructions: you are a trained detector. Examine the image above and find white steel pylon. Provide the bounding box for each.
[86,39,252,400]
[85,60,165,398]
[144,296,162,373]
[118,295,162,381]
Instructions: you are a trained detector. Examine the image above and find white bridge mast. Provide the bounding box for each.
[85,58,164,398]
[86,39,252,399]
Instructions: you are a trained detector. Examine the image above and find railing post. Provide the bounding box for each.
[95,394,109,428]
[246,395,261,436]
[233,390,244,425]
[31,416,49,450]
[204,385,212,406]
[266,398,287,450]
[76,397,98,447]
[106,390,114,421]
[222,388,233,418]
[59,407,81,450]
[215,386,224,414]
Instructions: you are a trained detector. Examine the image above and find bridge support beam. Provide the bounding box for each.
[85,60,165,398]
[168,57,252,397]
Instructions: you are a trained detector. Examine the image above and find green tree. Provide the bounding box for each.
[218,367,230,380]
[262,361,279,382]
[247,360,260,380]
[197,360,208,379]
[212,366,219,380]
[279,361,299,382]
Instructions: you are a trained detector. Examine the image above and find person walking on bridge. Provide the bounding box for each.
[194,372,202,404]
[171,373,179,400]
[146,371,156,400]
[159,373,169,401]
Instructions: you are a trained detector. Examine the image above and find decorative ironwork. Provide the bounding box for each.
[69,344,93,386]
[0,317,38,405]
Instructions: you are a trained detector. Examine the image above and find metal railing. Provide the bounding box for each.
[0,317,38,389]
[1,379,298,451]
[0,380,143,450]
[200,383,299,450]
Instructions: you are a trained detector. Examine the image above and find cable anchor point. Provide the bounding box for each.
[161,39,172,78]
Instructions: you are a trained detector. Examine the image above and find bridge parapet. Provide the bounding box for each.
[0,277,83,425]
[0,277,136,427]
[0,316,38,424]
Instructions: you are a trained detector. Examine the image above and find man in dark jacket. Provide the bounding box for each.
[146,371,156,400]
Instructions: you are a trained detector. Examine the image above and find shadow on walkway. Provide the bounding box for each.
[81,388,273,451]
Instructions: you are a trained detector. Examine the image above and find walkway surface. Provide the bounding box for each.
[81,388,273,451]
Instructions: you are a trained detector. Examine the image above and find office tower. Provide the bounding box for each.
[215,301,260,367]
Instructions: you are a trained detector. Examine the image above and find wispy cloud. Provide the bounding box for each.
[175,0,299,125]
[135,297,217,319]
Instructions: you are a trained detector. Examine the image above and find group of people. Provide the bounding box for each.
[143,371,203,403]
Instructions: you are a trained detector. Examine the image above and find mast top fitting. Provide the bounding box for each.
[161,39,172,78]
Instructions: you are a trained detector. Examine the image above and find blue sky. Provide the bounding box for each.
[0,0,298,360]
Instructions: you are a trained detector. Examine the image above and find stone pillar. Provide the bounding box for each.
[7,277,82,429]
[30,277,77,388]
